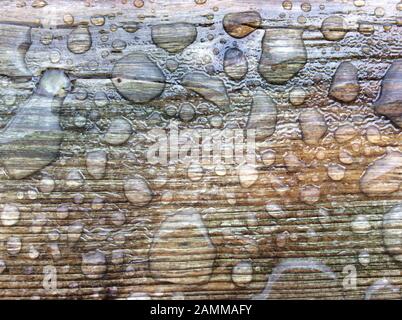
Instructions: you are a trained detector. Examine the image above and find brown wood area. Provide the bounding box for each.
[0,0,402,300]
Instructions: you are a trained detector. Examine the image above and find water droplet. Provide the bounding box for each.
[73,114,86,128]
[63,14,74,25]
[321,16,347,41]
[289,87,306,106]
[374,60,402,128]
[1,204,20,226]
[284,151,304,173]
[209,115,223,128]
[124,175,153,207]
[232,261,253,287]
[151,23,197,53]
[365,278,400,300]
[66,169,84,189]
[112,39,127,51]
[112,53,166,103]
[122,23,139,33]
[354,0,365,7]
[0,70,68,179]
[259,28,307,84]
[261,149,276,166]
[300,185,320,204]
[299,109,327,145]
[182,72,230,109]
[90,15,105,26]
[335,123,357,143]
[166,59,179,72]
[222,11,261,38]
[238,163,258,188]
[67,24,92,54]
[360,151,402,197]
[214,164,226,176]
[265,203,285,219]
[351,215,371,234]
[49,50,61,63]
[0,260,6,274]
[67,221,84,244]
[330,62,359,102]
[246,88,277,141]
[81,250,107,279]
[179,103,195,122]
[327,163,345,181]
[339,148,353,165]
[32,0,47,8]
[149,208,216,284]
[358,250,370,266]
[282,1,293,10]
[297,15,307,25]
[6,236,22,255]
[103,118,132,145]
[301,2,311,12]
[188,162,204,181]
[86,150,107,179]
[358,23,374,36]
[223,47,248,80]
[383,204,402,262]
[374,7,385,18]
[133,0,144,8]
[111,211,126,226]
[40,31,53,45]
[254,259,337,299]
[366,126,382,144]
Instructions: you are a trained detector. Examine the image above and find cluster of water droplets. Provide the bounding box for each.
[0,0,401,299]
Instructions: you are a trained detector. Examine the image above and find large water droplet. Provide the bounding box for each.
[124,175,153,207]
[360,151,402,197]
[182,72,230,110]
[149,208,216,285]
[86,150,107,179]
[374,60,402,128]
[259,28,307,84]
[103,118,132,146]
[222,11,261,38]
[112,53,166,103]
[223,47,248,80]
[299,109,327,145]
[151,23,197,53]
[246,88,277,141]
[67,24,92,54]
[0,70,69,179]
[321,16,347,41]
[329,62,359,103]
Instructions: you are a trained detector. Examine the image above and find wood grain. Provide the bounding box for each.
[0,0,401,300]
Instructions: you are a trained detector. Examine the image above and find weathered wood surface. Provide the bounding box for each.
[0,0,402,299]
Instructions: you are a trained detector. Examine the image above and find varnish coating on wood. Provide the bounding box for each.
[0,0,402,300]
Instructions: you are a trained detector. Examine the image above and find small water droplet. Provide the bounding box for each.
[232,261,253,287]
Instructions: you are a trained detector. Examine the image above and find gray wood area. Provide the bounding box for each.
[0,0,401,300]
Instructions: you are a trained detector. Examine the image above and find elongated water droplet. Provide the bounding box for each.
[67,24,92,54]
[149,208,216,285]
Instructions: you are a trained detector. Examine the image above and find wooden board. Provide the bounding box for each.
[0,0,401,300]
